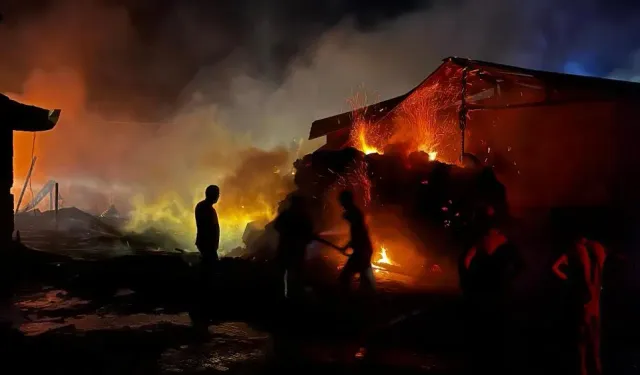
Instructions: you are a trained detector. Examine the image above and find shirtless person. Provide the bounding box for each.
[553,237,606,375]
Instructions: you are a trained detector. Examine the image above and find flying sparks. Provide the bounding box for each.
[348,91,387,155]
[334,159,372,206]
[347,77,459,162]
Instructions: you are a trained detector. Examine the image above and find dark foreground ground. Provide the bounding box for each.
[1,247,639,375]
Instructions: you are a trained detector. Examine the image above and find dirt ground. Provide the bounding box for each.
[0,244,639,375]
[2,276,639,375]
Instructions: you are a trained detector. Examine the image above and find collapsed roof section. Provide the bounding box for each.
[309,57,640,142]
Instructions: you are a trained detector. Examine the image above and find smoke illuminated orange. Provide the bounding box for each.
[126,190,277,253]
[6,69,87,200]
[126,148,294,253]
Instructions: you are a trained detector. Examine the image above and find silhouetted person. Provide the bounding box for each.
[459,205,523,374]
[195,185,221,268]
[274,195,314,300]
[552,237,606,375]
[190,185,220,336]
[337,190,376,293]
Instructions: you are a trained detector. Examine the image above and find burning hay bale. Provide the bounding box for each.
[249,147,507,283]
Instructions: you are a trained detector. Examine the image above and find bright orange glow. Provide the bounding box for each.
[347,78,460,163]
[7,69,87,193]
[126,150,294,253]
[371,244,398,272]
[418,143,438,161]
[347,92,387,156]
[376,245,395,265]
[357,127,382,155]
[126,191,277,254]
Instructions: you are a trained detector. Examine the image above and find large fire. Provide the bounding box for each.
[337,81,462,277]
[8,69,458,278]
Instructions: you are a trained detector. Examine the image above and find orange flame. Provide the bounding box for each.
[357,127,382,155]
[376,245,395,265]
[371,245,397,273]
[347,77,461,163]
[348,92,387,156]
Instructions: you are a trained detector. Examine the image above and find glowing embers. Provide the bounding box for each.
[346,80,459,162]
[334,159,373,207]
[417,144,438,161]
[347,92,387,156]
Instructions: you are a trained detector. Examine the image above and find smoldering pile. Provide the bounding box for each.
[13,207,185,259]
[244,147,508,270]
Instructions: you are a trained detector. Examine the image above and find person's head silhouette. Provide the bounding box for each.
[205,185,220,204]
[338,190,355,209]
[289,195,306,210]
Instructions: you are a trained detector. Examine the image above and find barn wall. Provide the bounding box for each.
[465,100,639,212]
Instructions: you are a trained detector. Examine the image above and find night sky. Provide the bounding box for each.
[1,0,640,120]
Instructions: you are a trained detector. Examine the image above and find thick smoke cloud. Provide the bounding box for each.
[2,0,640,215]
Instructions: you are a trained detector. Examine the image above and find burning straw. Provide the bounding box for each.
[347,76,460,163]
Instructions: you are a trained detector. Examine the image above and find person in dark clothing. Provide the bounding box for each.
[195,185,221,267]
[337,190,376,293]
[459,205,523,374]
[274,195,314,300]
[190,185,220,336]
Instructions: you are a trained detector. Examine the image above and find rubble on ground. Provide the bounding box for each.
[14,207,185,259]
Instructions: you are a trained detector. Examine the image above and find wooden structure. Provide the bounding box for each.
[0,93,60,250]
[309,57,640,212]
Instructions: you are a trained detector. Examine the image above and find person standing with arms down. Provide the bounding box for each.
[337,190,376,294]
[552,236,606,375]
[195,185,221,269]
[190,185,221,335]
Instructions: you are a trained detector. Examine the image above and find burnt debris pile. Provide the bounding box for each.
[14,207,184,259]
